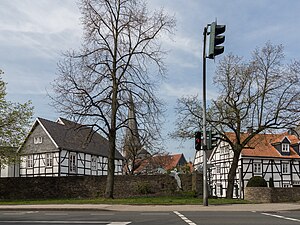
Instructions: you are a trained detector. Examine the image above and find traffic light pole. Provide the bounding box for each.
[202,26,208,207]
[200,20,225,206]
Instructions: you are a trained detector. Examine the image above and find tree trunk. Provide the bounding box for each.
[226,149,241,198]
[105,80,118,198]
[105,131,116,198]
[105,65,118,198]
[105,22,118,198]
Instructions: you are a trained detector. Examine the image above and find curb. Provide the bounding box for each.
[0,203,300,212]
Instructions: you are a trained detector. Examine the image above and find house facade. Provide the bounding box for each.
[18,117,124,177]
[135,153,191,174]
[194,132,300,198]
[0,147,19,178]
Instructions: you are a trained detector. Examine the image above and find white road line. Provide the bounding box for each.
[108,223,131,225]
[90,213,116,216]
[44,213,69,216]
[0,222,107,224]
[140,213,170,216]
[173,211,197,225]
[0,221,131,224]
[3,212,26,216]
[262,212,300,223]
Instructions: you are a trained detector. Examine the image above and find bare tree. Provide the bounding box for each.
[122,129,163,175]
[171,95,202,140]
[173,42,300,198]
[51,0,175,198]
[121,91,165,175]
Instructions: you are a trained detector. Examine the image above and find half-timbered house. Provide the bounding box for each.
[18,117,124,177]
[0,147,19,177]
[134,153,191,175]
[194,132,300,198]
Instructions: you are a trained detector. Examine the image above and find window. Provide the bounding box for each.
[26,155,33,168]
[219,147,224,155]
[69,153,77,173]
[220,146,229,155]
[216,165,221,174]
[34,136,43,144]
[91,156,98,171]
[253,163,261,174]
[216,184,223,196]
[283,183,290,188]
[282,162,289,174]
[46,153,53,167]
[282,143,290,152]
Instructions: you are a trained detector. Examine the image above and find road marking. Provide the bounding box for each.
[0,221,131,224]
[108,223,131,225]
[26,211,39,214]
[262,212,300,223]
[3,212,26,216]
[173,211,197,225]
[0,222,107,224]
[1,211,39,216]
[90,213,116,216]
[44,213,69,216]
[140,213,170,216]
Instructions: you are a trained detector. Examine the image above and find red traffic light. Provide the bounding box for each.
[195,131,202,150]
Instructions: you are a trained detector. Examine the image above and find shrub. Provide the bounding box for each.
[246,176,267,187]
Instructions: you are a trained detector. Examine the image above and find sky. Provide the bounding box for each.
[1,0,300,161]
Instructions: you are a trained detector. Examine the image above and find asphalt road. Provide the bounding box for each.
[1,210,300,225]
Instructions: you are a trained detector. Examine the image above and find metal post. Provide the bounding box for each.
[202,26,208,206]
[239,168,242,199]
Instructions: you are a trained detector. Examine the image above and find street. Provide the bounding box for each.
[1,210,300,225]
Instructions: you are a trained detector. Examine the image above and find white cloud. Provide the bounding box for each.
[160,83,218,100]
[2,0,300,158]
[0,1,81,34]
[0,0,82,60]
[163,35,201,62]
[160,83,199,98]
[0,0,82,97]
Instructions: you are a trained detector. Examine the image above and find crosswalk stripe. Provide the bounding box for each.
[173,211,197,225]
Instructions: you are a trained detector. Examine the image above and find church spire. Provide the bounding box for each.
[123,91,142,158]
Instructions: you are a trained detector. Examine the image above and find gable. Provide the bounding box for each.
[176,154,187,166]
[282,137,291,144]
[19,123,58,155]
[38,118,123,160]
[292,143,300,155]
[209,140,233,163]
[272,137,291,156]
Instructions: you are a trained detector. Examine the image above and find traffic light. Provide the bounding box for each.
[207,130,218,149]
[195,131,202,150]
[208,22,226,59]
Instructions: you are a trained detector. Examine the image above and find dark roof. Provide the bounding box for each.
[37,117,123,160]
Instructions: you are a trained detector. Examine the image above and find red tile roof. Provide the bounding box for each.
[133,153,188,174]
[225,132,300,159]
[164,153,185,170]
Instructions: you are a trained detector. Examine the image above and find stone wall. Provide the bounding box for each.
[0,173,202,200]
[245,187,300,203]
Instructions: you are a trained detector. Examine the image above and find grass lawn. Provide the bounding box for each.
[0,195,250,205]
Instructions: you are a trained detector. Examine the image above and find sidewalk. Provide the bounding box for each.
[0,203,300,212]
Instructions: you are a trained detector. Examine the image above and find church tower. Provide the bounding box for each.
[123,92,149,160]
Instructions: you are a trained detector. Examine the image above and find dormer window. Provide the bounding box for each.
[34,136,43,144]
[282,143,290,152]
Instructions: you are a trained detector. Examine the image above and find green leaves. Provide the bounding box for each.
[0,71,33,165]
